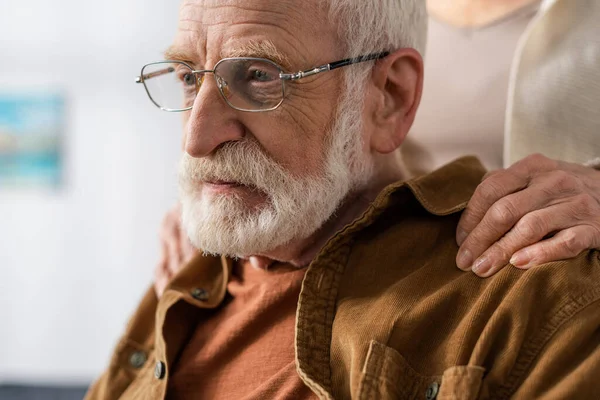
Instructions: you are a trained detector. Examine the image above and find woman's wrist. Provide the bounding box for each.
[584,157,600,171]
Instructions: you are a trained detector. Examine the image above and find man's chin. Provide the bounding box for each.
[190,236,284,261]
[181,198,281,257]
[181,177,355,261]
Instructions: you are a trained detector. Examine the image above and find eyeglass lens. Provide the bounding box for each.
[141,59,284,112]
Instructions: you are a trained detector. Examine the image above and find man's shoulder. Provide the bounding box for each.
[347,200,600,322]
[345,154,600,313]
[329,155,600,396]
[334,217,600,397]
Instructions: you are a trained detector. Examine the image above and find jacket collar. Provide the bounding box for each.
[402,156,486,216]
[294,156,487,397]
[362,156,486,222]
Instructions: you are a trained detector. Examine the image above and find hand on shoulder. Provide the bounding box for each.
[456,153,600,277]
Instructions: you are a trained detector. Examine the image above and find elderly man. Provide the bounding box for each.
[87,0,600,399]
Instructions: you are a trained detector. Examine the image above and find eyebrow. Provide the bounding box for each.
[163,46,196,63]
[163,40,293,71]
[223,40,292,71]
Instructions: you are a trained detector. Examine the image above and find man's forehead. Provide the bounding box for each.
[165,39,292,70]
[178,0,318,20]
[173,0,336,67]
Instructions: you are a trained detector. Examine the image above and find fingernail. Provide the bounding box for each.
[456,229,468,246]
[472,256,491,275]
[249,256,271,270]
[456,249,473,270]
[510,250,530,268]
[249,257,261,269]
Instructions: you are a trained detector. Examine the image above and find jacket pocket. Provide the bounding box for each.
[357,340,484,400]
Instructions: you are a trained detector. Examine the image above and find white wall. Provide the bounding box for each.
[0,0,182,384]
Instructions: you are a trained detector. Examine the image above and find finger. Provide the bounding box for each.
[482,168,503,181]
[509,153,558,175]
[163,215,184,275]
[158,240,172,278]
[456,185,549,270]
[175,205,199,263]
[457,153,560,246]
[180,230,198,263]
[177,217,193,258]
[154,260,172,298]
[469,202,587,277]
[456,170,529,246]
[159,237,168,264]
[167,234,182,276]
[510,225,598,269]
[456,168,586,271]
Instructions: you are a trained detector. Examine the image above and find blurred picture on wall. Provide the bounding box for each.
[0,92,64,188]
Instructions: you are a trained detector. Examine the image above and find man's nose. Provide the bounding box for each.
[184,75,245,157]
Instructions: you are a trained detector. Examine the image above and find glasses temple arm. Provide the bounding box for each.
[279,51,390,81]
[135,67,176,83]
[280,65,331,81]
[329,52,390,70]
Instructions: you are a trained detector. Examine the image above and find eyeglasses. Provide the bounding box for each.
[135,52,389,113]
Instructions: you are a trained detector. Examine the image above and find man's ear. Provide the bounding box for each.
[367,48,424,154]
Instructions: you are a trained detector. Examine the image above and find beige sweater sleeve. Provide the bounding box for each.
[505,0,600,167]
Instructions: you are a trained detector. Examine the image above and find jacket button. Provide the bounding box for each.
[129,350,147,369]
[425,382,439,400]
[191,288,209,301]
[154,361,166,379]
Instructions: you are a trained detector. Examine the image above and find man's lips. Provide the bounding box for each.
[198,180,267,203]
[202,180,250,193]
[201,180,266,197]
[205,180,240,186]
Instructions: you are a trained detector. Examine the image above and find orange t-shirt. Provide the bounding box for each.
[167,260,317,400]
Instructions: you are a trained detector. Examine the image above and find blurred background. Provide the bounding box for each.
[0,0,182,397]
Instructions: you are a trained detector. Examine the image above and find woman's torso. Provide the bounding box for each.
[400,2,540,177]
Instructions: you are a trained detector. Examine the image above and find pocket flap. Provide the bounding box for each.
[437,366,485,400]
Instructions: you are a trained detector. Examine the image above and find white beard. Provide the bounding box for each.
[178,92,373,258]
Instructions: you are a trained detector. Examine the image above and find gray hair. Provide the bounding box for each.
[329,0,427,58]
[327,0,428,103]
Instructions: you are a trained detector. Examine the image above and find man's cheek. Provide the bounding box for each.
[274,106,329,159]
[181,113,191,150]
[284,96,331,132]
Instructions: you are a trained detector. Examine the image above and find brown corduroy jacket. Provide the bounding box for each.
[86,156,600,400]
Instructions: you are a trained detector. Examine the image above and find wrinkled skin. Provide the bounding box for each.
[154,0,423,294]
[154,1,600,297]
[457,153,600,277]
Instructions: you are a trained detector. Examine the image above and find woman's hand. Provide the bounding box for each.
[154,204,199,297]
[456,154,600,277]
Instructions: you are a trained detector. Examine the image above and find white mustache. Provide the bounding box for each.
[179,139,295,194]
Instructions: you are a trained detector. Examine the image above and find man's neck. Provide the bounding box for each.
[247,158,405,269]
[427,0,539,28]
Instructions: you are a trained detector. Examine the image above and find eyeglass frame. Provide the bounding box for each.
[135,51,390,113]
